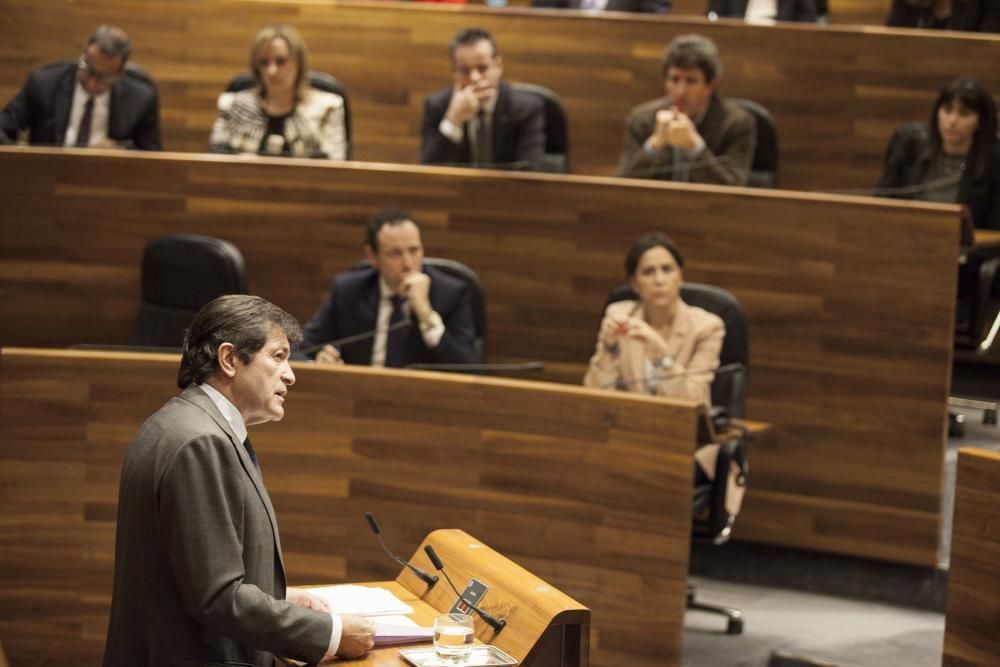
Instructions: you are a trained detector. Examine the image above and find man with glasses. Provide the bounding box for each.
[420,27,545,171]
[0,25,161,149]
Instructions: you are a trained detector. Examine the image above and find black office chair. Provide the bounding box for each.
[129,235,248,347]
[511,83,569,173]
[730,98,778,189]
[350,257,487,363]
[224,70,353,159]
[606,281,750,633]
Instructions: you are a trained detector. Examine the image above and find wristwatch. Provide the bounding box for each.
[652,354,675,370]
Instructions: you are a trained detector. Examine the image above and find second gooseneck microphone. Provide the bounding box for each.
[364,512,439,589]
[423,544,507,635]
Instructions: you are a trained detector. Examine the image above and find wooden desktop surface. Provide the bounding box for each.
[0,349,681,667]
[943,448,1000,667]
[0,148,960,567]
[2,0,999,191]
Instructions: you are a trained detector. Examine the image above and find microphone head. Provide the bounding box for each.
[364,512,381,535]
[424,544,444,571]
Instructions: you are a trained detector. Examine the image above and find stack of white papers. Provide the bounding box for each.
[308,585,434,646]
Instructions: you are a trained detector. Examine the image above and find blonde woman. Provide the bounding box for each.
[210,25,346,159]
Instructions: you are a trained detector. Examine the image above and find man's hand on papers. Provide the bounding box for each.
[336,614,377,658]
[286,587,332,612]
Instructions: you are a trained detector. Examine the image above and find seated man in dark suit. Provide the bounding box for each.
[0,24,161,149]
[531,0,670,13]
[420,27,545,171]
[301,208,477,367]
[617,34,755,186]
[706,0,820,22]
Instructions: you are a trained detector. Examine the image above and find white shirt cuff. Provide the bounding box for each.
[438,117,463,144]
[643,136,665,155]
[323,612,344,658]
[683,136,706,157]
[419,311,446,348]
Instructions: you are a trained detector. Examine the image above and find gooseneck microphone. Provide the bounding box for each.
[298,319,411,356]
[423,544,507,635]
[364,512,438,589]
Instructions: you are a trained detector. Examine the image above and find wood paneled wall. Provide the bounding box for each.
[0,348,696,667]
[0,147,961,566]
[2,1,999,190]
[943,447,1000,667]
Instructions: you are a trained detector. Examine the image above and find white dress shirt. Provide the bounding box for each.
[371,276,445,367]
[197,382,344,658]
[63,80,110,147]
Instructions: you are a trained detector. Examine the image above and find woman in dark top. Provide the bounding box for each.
[877,77,999,230]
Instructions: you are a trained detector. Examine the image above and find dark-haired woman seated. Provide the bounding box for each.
[583,233,724,405]
[877,77,999,230]
[210,25,346,159]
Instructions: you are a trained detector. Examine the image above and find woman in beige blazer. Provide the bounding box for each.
[584,232,724,405]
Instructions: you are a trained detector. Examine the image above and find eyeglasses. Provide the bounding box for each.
[77,57,122,85]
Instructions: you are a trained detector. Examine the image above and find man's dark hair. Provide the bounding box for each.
[86,24,132,62]
[927,77,997,180]
[661,34,721,83]
[448,27,499,62]
[177,295,302,389]
[364,208,420,251]
[624,232,685,277]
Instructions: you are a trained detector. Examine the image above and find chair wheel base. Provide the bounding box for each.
[727,617,744,634]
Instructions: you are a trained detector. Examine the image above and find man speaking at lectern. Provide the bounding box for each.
[104,295,374,666]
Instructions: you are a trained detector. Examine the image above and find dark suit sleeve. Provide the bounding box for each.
[639,0,671,14]
[617,106,671,178]
[131,85,162,150]
[160,435,332,663]
[298,279,341,359]
[428,279,478,364]
[687,108,755,186]
[514,94,546,171]
[0,72,38,144]
[421,93,462,165]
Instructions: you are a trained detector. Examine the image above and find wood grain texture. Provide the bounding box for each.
[397,529,590,665]
[0,147,961,567]
[1,1,998,190]
[0,348,693,667]
[943,448,1000,667]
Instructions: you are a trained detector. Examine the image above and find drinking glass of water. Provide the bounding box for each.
[433,612,474,663]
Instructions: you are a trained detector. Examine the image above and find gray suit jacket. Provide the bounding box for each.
[103,385,331,667]
[616,93,756,186]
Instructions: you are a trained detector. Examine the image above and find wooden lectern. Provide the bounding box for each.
[337,529,590,666]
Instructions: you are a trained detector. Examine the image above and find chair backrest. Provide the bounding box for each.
[730,97,778,189]
[129,234,248,347]
[510,82,569,173]
[605,281,749,418]
[224,70,352,159]
[350,257,488,363]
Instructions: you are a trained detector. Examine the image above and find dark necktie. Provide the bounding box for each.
[242,435,261,475]
[75,97,94,147]
[474,109,492,167]
[384,295,408,368]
